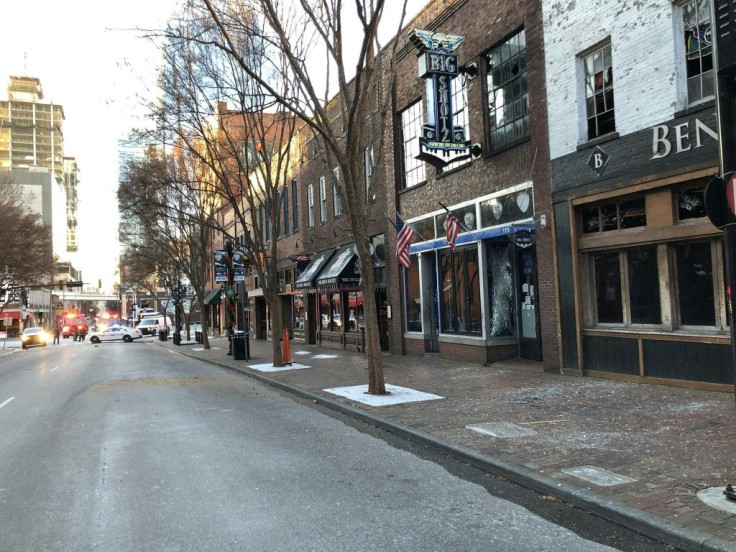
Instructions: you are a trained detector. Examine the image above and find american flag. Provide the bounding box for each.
[396,214,414,269]
[445,212,460,251]
[289,255,310,263]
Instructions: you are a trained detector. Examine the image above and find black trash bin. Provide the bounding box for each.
[233,330,246,360]
[195,330,203,344]
[159,329,168,341]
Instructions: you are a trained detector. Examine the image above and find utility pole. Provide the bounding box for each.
[707,0,736,404]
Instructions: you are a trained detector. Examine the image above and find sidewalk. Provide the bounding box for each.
[160,334,736,552]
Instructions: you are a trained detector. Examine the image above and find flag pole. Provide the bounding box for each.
[387,214,430,243]
[437,201,479,240]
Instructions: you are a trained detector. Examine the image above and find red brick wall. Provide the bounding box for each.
[405,336,429,356]
[388,0,560,369]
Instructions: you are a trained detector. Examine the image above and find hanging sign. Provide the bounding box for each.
[232,250,247,283]
[509,227,535,248]
[410,30,471,168]
[214,250,228,283]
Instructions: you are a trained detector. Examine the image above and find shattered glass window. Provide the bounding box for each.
[488,243,514,337]
[678,180,707,220]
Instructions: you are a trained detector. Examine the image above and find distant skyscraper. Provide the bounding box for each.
[0,76,80,275]
[0,76,64,182]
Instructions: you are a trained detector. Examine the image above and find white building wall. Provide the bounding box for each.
[542,1,684,160]
[51,174,67,260]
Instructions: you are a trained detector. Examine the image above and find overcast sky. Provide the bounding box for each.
[0,0,428,292]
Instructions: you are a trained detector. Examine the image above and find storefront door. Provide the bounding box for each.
[429,258,440,352]
[517,247,542,360]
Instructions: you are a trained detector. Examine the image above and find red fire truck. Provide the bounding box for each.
[62,312,89,341]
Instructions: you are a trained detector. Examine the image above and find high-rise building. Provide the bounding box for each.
[0,75,81,290]
[0,76,64,181]
[0,76,81,259]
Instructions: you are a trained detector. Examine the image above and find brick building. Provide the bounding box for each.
[388,0,559,368]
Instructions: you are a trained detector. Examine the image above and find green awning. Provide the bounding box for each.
[204,288,222,305]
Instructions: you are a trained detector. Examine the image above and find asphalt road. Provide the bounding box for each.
[0,339,670,551]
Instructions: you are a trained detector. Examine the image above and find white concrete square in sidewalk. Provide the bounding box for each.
[247,362,311,372]
[323,384,444,406]
[466,422,537,438]
[562,465,636,487]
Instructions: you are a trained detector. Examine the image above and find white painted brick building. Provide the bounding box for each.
[542,1,700,159]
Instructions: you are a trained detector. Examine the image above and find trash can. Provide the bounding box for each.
[173,331,181,346]
[159,329,168,341]
[195,330,203,344]
[233,330,246,360]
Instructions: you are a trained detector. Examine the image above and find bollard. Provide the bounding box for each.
[282,328,292,365]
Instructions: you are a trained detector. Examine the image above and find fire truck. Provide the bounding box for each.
[61,312,89,341]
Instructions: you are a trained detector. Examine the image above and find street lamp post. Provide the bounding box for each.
[225,241,236,355]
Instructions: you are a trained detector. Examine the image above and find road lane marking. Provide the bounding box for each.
[51,365,59,372]
[0,397,15,409]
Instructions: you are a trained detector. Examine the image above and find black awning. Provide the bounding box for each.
[294,249,335,290]
[203,288,222,305]
[316,243,360,287]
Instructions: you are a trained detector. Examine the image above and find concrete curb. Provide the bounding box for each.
[172,345,736,552]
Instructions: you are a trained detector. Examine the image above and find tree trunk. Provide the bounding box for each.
[269,294,283,367]
[355,233,386,394]
[202,303,211,350]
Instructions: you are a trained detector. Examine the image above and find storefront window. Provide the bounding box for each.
[405,260,422,332]
[440,246,481,335]
[413,217,435,240]
[587,241,722,329]
[441,252,458,332]
[293,295,304,330]
[331,293,342,331]
[594,252,623,323]
[627,247,661,324]
[346,291,363,332]
[466,249,481,332]
[678,180,708,221]
[677,241,715,326]
[583,197,646,234]
[320,293,330,330]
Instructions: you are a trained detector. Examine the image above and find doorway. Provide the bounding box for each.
[517,247,542,361]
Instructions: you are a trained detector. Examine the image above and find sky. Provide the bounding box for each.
[0,0,428,293]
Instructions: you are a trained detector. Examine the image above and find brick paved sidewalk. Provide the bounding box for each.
[162,334,736,552]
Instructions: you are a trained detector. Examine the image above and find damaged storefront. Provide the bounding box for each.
[402,183,542,363]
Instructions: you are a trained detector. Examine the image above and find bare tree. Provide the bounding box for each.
[118,145,215,346]
[157,6,304,365]
[0,175,54,314]
[194,0,412,393]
